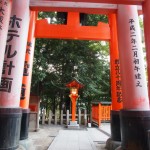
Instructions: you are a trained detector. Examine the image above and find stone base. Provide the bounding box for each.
[120,110,150,150]
[29,112,39,132]
[0,108,22,150]
[105,138,121,150]
[111,110,121,141]
[18,139,34,150]
[115,146,122,150]
[20,109,30,140]
[67,121,79,129]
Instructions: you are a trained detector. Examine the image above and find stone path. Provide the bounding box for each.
[48,124,110,150]
[48,130,97,150]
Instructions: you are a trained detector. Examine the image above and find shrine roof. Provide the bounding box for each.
[66,78,84,89]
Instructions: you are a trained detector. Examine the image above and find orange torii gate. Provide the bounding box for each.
[0,0,150,150]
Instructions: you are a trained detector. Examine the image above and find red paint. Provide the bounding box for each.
[71,95,78,121]
[109,13,123,110]
[0,0,30,107]
[35,12,110,41]
[20,11,36,109]
[92,103,112,126]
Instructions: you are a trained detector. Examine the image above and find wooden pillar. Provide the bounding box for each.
[20,11,36,109]
[117,5,149,110]
[0,0,30,149]
[66,109,69,125]
[48,110,52,125]
[78,108,81,125]
[109,13,122,141]
[98,103,102,127]
[60,110,63,125]
[0,0,12,82]
[0,0,30,107]
[42,109,46,125]
[36,98,40,130]
[109,14,123,110]
[117,5,150,150]
[54,110,57,125]
[143,0,150,100]
[20,11,36,140]
[71,97,76,121]
[84,109,87,126]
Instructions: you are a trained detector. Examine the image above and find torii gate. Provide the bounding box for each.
[0,0,150,150]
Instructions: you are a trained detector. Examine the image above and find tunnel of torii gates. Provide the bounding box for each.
[1,0,150,150]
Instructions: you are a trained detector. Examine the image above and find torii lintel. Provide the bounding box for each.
[35,12,110,40]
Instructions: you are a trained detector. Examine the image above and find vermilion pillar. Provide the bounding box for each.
[20,11,36,140]
[0,0,30,149]
[0,0,30,107]
[109,13,122,142]
[0,0,12,82]
[20,11,36,109]
[143,0,150,100]
[109,14,123,110]
[71,95,78,121]
[117,5,150,150]
[117,5,149,110]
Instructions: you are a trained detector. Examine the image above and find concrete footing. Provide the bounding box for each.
[18,139,35,150]
[20,109,30,140]
[105,138,121,150]
[110,110,121,141]
[67,121,79,129]
[120,110,150,150]
[0,108,22,150]
[115,146,122,150]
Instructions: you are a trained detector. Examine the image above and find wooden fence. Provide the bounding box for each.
[40,109,90,126]
[92,103,111,127]
[40,104,111,127]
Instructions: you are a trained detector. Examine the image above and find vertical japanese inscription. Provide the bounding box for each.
[0,0,8,30]
[129,19,142,87]
[115,59,122,103]
[20,84,26,100]
[0,14,22,92]
[20,42,32,100]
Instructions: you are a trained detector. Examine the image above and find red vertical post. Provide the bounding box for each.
[109,14,123,111]
[0,0,12,82]
[143,0,150,100]
[0,0,30,149]
[117,5,150,150]
[71,95,78,122]
[98,103,101,127]
[109,13,122,141]
[20,11,36,140]
[0,0,30,107]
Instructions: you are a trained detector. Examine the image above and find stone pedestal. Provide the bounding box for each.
[29,112,39,131]
[67,121,79,129]
[0,108,22,150]
[111,110,121,141]
[120,110,150,150]
[20,109,30,140]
